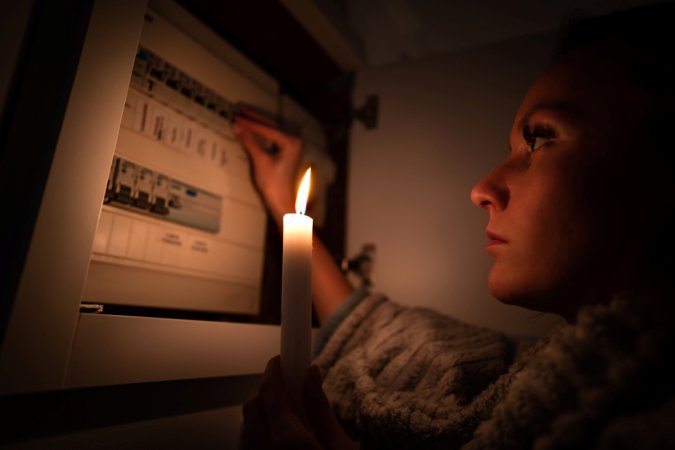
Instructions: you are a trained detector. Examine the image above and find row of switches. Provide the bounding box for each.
[105,157,170,215]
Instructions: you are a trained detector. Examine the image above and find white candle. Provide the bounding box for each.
[281,168,313,405]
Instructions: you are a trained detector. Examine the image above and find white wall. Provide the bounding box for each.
[347,33,565,336]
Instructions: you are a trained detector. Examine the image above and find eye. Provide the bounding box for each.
[523,124,555,153]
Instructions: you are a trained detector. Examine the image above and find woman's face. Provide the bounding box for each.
[471,47,653,319]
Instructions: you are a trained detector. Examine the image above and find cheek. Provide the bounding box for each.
[534,161,607,266]
[489,160,602,304]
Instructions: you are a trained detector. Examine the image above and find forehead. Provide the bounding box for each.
[516,101,584,131]
[515,48,649,132]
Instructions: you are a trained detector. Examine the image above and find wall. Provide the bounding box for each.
[347,32,565,336]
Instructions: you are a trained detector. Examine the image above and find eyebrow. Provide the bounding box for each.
[517,101,584,130]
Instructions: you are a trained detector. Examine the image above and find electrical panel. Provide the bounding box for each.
[81,16,272,316]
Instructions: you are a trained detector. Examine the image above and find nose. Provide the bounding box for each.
[470,166,509,212]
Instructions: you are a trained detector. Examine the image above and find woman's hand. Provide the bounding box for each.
[233,118,303,225]
[234,116,353,322]
[241,356,356,450]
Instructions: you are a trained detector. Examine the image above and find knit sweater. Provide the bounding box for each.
[313,292,675,449]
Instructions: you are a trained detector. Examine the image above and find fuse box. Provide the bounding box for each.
[81,17,272,315]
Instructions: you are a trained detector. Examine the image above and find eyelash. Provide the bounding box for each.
[523,124,556,153]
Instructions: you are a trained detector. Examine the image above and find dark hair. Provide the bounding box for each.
[554,2,675,151]
[555,2,675,287]
[555,2,675,61]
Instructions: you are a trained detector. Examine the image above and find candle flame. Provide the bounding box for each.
[295,168,311,215]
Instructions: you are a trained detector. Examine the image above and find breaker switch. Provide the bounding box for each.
[135,191,151,209]
[152,197,170,215]
[115,185,133,204]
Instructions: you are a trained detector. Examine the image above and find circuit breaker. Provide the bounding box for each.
[82,16,271,315]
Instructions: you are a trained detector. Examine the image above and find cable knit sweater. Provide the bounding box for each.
[313,292,675,449]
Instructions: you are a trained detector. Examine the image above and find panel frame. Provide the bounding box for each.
[0,0,148,395]
[0,0,287,395]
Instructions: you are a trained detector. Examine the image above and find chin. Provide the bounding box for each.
[487,269,551,313]
[487,270,518,304]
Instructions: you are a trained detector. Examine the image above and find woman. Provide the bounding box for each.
[237,3,675,449]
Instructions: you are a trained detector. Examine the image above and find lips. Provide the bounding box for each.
[486,230,507,247]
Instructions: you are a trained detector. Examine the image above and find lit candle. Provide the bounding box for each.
[280,168,313,405]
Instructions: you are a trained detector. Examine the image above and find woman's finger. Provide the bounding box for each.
[303,365,357,450]
[302,366,335,434]
[235,117,302,152]
[241,395,268,450]
[237,126,273,164]
[257,357,325,449]
[259,356,293,421]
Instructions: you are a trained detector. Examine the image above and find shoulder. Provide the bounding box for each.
[465,294,675,449]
